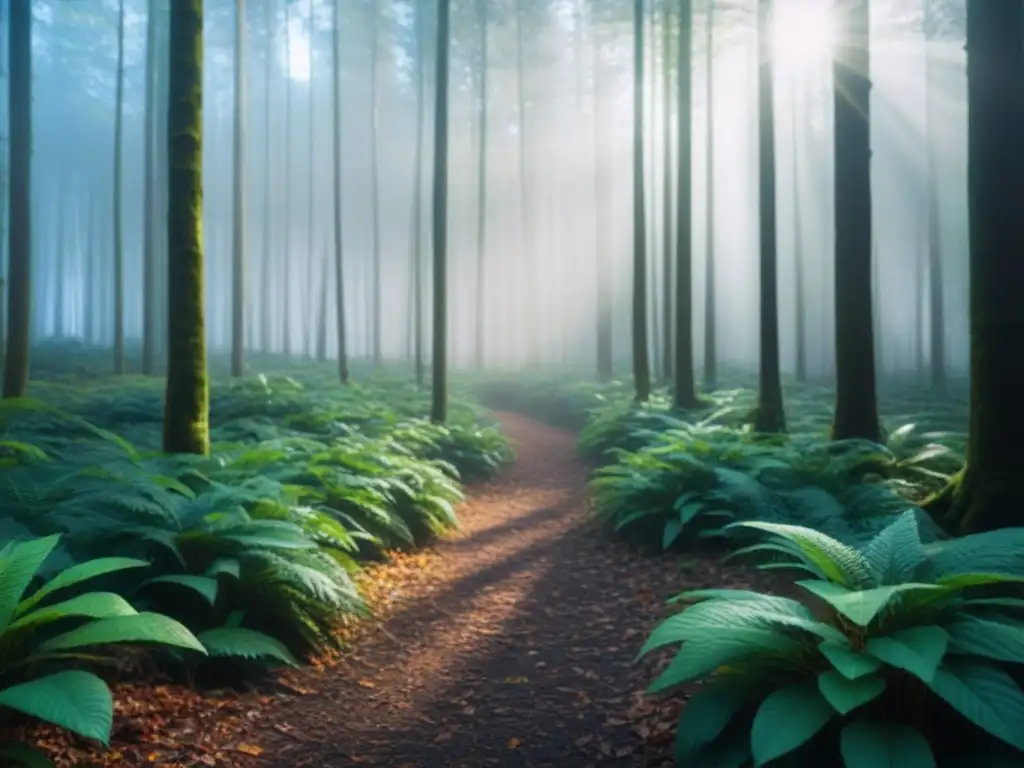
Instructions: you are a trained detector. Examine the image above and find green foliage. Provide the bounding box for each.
[639,511,1024,766]
[0,535,207,767]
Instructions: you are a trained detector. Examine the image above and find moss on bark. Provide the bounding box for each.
[162,0,210,455]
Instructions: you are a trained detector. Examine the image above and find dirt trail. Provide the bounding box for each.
[231,413,734,767]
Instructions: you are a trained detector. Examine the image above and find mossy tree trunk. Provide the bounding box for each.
[3,0,30,399]
[332,0,349,384]
[673,0,702,410]
[230,0,246,377]
[431,0,451,424]
[831,0,880,442]
[754,0,784,434]
[631,0,651,402]
[163,0,210,456]
[925,1,1024,535]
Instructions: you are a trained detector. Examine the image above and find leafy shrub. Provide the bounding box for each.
[0,535,207,767]
[639,511,1024,766]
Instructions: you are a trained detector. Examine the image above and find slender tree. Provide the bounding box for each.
[660,0,674,382]
[673,0,701,409]
[332,0,349,383]
[593,5,613,379]
[412,0,426,386]
[831,0,880,442]
[754,0,784,433]
[113,0,126,374]
[632,0,651,402]
[702,0,716,388]
[791,101,806,382]
[260,0,275,352]
[924,1,1024,535]
[370,0,382,367]
[473,0,488,368]
[231,0,246,376]
[431,0,451,424]
[163,0,210,455]
[923,0,946,390]
[142,0,158,373]
[515,0,537,363]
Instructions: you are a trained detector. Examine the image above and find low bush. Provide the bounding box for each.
[639,511,1024,766]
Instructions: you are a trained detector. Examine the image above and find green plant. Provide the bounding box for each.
[638,510,1024,766]
[0,535,207,767]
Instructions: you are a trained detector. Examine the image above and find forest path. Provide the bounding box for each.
[233,412,733,767]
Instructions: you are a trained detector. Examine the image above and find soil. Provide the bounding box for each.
[37,412,769,768]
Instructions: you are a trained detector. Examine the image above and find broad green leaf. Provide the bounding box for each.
[750,683,836,766]
[197,627,299,666]
[0,536,62,632]
[797,580,945,627]
[140,575,219,606]
[817,670,886,715]
[39,613,207,654]
[673,682,753,758]
[818,641,882,680]
[680,734,752,768]
[0,671,112,744]
[663,519,684,550]
[840,720,936,768]
[679,502,704,525]
[938,573,1024,589]
[205,558,241,579]
[945,615,1024,663]
[668,589,797,606]
[19,557,150,615]
[864,510,925,585]
[0,740,54,768]
[9,593,137,631]
[867,626,949,683]
[927,660,1024,751]
[648,629,803,693]
[735,521,874,588]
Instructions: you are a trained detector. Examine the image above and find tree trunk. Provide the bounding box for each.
[702,0,716,389]
[593,10,613,379]
[412,0,426,386]
[282,2,292,356]
[370,1,382,367]
[673,0,701,409]
[332,0,349,383]
[831,0,880,442]
[113,0,126,374]
[260,0,274,353]
[660,0,674,382]
[431,0,451,424]
[924,1,945,390]
[754,0,784,433]
[632,0,651,402]
[142,0,158,373]
[231,0,246,376]
[163,0,210,455]
[792,101,806,383]
[515,0,537,364]
[473,0,488,369]
[924,1,1024,535]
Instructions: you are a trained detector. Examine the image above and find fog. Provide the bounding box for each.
[9,0,968,379]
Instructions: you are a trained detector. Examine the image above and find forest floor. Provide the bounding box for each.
[43,413,768,768]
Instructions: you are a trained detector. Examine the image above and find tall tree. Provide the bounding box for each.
[142,0,159,374]
[370,0,382,367]
[791,102,806,383]
[260,0,275,352]
[113,0,126,374]
[593,4,613,379]
[753,0,784,433]
[473,0,488,368]
[660,0,674,382]
[332,0,349,383]
[925,0,1024,535]
[831,0,880,442]
[515,0,537,363]
[412,0,426,386]
[923,0,946,390]
[431,0,451,424]
[702,0,716,388]
[673,0,701,409]
[163,0,210,455]
[231,0,247,377]
[632,0,651,402]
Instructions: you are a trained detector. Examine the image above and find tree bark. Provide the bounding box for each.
[632,0,651,402]
[473,0,488,369]
[754,0,784,433]
[593,9,613,379]
[370,1,382,367]
[142,0,158,373]
[831,0,880,442]
[231,0,246,376]
[925,1,1024,535]
[431,0,451,424]
[163,0,210,455]
[702,0,716,389]
[113,0,126,374]
[332,0,349,383]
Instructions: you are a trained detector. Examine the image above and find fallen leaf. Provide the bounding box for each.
[236,744,263,756]
[506,738,522,749]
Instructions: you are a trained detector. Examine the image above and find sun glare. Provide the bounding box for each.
[771,0,835,70]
